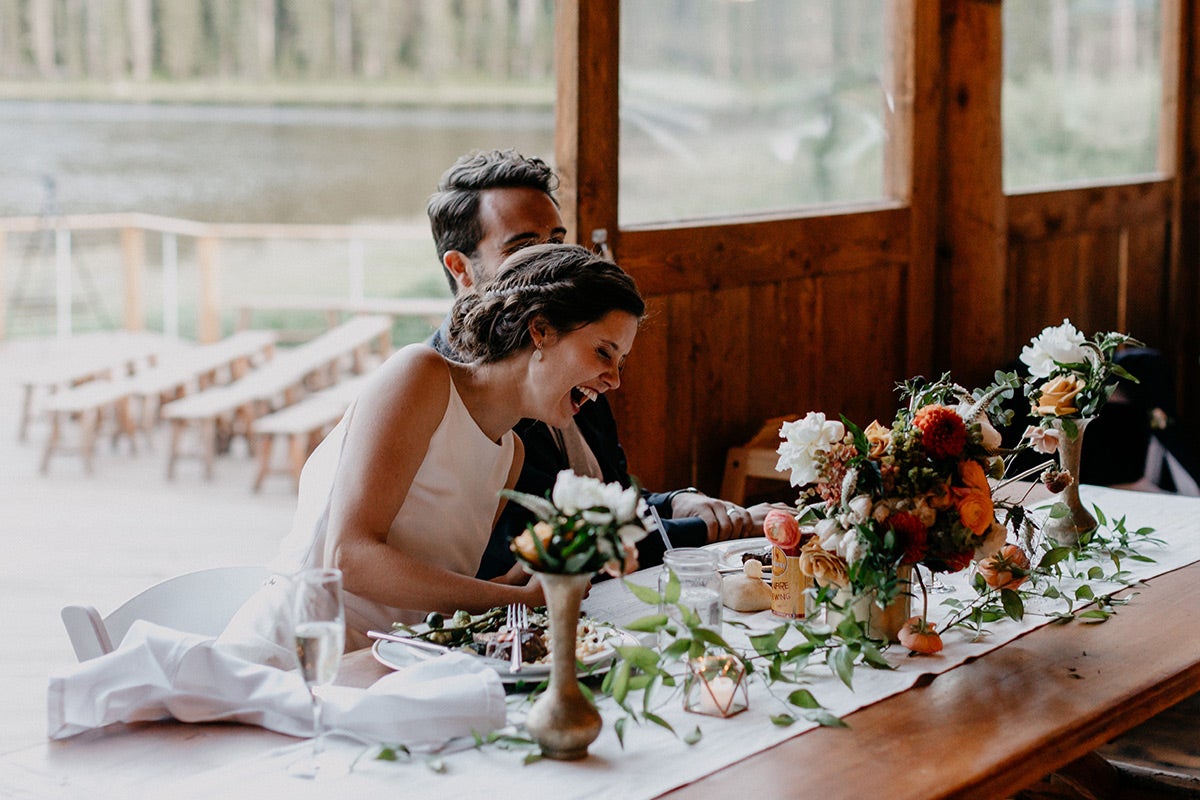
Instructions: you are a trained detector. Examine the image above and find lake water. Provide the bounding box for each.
[0,100,555,224]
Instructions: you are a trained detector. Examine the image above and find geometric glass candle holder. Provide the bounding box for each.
[683,654,748,718]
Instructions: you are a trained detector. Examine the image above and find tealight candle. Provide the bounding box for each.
[684,654,748,718]
[696,675,736,716]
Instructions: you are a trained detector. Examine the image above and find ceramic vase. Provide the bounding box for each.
[1042,418,1098,547]
[825,565,912,643]
[523,572,602,760]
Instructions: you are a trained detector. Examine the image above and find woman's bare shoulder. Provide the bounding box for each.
[356,344,452,424]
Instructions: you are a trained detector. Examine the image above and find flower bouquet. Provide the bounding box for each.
[500,471,650,760]
[1018,319,1140,545]
[503,470,650,576]
[775,374,1022,651]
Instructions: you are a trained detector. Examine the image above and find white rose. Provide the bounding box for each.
[1020,319,1096,379]
[815,517,844,548]
[840,494,872,527]
[776,412,845,487]
[582,509,614,527]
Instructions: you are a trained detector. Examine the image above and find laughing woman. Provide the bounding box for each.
[222,244,645,661]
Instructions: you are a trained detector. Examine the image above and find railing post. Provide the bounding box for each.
[197,235,220,343]
[348,237,365,301]
[120,227,146,331]
[162,232,179,339]
[55,227,72,339]
[0,230,6,341]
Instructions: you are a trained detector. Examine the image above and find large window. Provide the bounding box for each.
[618,0,889,226]
[1003,0,1163,190]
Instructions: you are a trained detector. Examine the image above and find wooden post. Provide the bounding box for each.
[554,0,619,255]
[120,227,146,331]
[936,0,1008,384]
[196,236,221,343]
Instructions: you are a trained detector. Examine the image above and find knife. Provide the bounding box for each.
[367,629,451,654]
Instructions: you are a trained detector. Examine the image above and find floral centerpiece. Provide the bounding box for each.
[500,471,650,760]
[775,374,1021,651]
[1018,320,1140,545]
[503,470,650,576]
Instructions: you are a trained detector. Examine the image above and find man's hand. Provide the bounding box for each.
[670,491,758,543]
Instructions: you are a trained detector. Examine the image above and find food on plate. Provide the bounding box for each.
[740,548,772,568]
[722,560,773,612]
[391,606,615,666]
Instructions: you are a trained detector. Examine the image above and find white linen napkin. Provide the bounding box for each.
[47,620,506,743]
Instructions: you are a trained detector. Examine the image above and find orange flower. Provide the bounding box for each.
[913,405,967,460]
[977,544,1031,590]
[952,460,995,535]
[898,616,943,654]
[512,520,555,566]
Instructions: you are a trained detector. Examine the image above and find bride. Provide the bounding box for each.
[222,243,645,660]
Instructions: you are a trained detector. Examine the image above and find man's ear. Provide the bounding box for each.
[443,250,474,292]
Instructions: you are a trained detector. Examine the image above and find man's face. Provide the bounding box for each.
[459,187,566,292]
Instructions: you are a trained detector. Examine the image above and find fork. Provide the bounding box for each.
[507,603,528,673]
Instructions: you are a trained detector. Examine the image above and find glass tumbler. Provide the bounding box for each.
[658,548,722,633]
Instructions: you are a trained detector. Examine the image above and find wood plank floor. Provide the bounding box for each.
[0,337,296,755]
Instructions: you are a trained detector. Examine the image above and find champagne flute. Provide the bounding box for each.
[289,567,345,780]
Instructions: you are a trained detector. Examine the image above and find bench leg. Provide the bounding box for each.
[166,419,185,479]
[202,418,217,480]
[253,434,274,493]
[40,411,62,475]
[79,408,100,475]
[288,434,309,490]
[19,384,36,443]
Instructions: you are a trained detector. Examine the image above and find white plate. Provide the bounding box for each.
[371,623,637,685]
[708,537,773,572]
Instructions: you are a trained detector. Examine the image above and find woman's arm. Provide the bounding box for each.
[327,346,542,613]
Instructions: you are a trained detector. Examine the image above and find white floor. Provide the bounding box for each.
[0,337,298,755]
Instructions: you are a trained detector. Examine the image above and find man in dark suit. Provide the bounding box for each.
[426,149,767,579]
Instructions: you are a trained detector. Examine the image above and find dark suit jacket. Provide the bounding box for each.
[428,324,708,579]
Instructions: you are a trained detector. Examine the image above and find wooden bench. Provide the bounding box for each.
[37,331,277,475]
[249,374,370,491]
[161,315,391,480]
[18,331,186,443]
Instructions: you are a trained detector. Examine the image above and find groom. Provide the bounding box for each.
[425,149,767,577]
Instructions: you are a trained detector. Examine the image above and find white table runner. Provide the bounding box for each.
[158,486,1200,800]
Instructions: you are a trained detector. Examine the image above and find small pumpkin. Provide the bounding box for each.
[976,543,1031,590]
[898,616,943,655]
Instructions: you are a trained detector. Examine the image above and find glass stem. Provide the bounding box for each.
[310,688,325,762]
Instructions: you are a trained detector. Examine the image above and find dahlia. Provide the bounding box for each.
[912,404,968,460]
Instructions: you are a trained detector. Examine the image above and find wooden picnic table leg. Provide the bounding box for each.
[202,417,218,480]
[253,433,273,493]
[111,397,138,455]
[19,383,36,443]
[39,410,62,475]
[80,408,100,475]
[288,434,309,490]
[166,419,186,479]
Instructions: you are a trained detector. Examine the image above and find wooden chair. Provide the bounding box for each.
[61,566,271,661]
[720,415,797,505]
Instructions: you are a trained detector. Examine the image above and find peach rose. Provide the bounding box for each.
[1034,374,1087,416]
[512,520,555,566]
[797,538,850,588]
[763,509,802,552]
[863,419,891,459]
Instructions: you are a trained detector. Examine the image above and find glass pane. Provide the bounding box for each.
[619,0,890,226]
[1004,0,1163,190]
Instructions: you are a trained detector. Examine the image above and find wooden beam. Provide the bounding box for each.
[1006,180,1173,241]
[120,227,145,331]
[196,236,220,344]
[937,0,1006,385]
[554,0,619,253]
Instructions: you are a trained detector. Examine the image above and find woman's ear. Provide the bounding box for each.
[528,315,553,352]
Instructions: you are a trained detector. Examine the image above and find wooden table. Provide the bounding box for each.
[7,499,1199,799]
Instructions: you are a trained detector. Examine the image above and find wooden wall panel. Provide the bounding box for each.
[1124,222,1171,350]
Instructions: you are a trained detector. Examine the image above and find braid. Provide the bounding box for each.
[447,243,644,364]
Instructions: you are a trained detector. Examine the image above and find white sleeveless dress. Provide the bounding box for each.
[222,370,516,663]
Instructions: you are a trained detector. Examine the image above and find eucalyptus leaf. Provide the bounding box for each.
[623,579,663,605]
[787,688,821,709]
[770,713,797,727]
[624,613,669,633]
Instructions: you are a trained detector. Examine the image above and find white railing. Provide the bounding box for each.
[0,213,436,342]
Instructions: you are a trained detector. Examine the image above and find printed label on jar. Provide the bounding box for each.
[770,545,811,619]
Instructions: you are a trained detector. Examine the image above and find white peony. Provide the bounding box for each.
[776,412,845,487]
[1020,319,1097,379]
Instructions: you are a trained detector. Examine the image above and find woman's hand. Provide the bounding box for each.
[489,562,530,586]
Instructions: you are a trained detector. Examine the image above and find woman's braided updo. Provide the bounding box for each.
[448,243,644,364]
